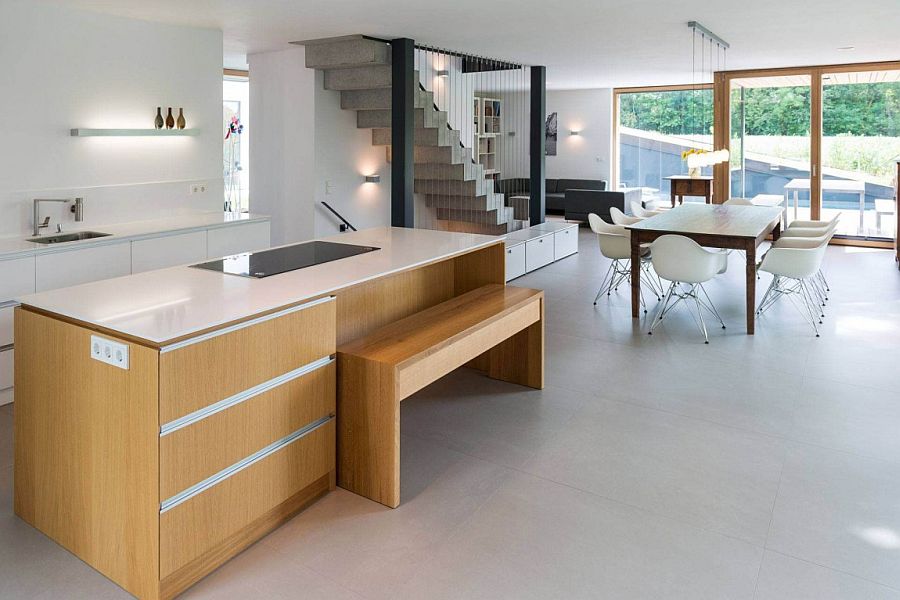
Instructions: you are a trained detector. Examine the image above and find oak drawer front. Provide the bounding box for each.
[160,360,335,499]
[160,418,334,578]
[159,297,336,424]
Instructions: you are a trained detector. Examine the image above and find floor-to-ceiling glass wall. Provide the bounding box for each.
[615,86,713,208]
[729,74,812,229]
[820,68,900,240]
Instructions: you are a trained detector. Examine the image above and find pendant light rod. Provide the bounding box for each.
[686,21,730,49]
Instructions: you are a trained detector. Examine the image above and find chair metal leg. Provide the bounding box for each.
[691,284,710,343]
[593,261,616,304]
[648,281,677,335]
[697,283,726,329]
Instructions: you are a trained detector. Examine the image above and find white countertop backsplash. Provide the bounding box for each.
[0,212,270,260]
[17,226,501,345]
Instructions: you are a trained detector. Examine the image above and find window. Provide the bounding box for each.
[223,72,249,212]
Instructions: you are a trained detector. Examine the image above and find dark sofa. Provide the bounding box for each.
[496,178,617,222]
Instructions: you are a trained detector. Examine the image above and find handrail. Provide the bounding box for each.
[321,201,358,232]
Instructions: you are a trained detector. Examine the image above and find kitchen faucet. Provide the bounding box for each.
[33,197,83,236]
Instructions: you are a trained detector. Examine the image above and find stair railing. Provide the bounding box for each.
[321,201,358,232]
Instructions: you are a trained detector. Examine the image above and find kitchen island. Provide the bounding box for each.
[13,227,542,600]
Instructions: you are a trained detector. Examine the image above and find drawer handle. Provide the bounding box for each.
[160,413,334,513]
[160,295,335,353]
[159,355,334,436]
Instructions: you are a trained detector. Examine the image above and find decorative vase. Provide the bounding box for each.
[154,107,164,130]
[688,167,701,178]
[176,108,186,130]
[165,107,175,129]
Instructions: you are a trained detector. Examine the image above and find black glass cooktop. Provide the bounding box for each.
[191,241,380,278]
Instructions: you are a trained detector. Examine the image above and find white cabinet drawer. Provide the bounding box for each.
[207,221,271,258]
[553,227,578,260]
[0,256,36,300]
[132,230,208,273]
[505,243,526,281]
[0,348,12,391]
[0,305,13,347]
[525,235,554,272]
[35,242,132,292]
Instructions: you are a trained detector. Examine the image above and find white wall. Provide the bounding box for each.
[0,1,223,237]
[250,46,392,244]
[546,88,614,183]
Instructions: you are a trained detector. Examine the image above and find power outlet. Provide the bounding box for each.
[189,183,208,195]
[90,335,129,370]
[325,180,333,195]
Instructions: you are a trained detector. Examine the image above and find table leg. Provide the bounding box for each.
[746,241,756,335]
[630,233,641,318]
[772,220,781,241]
[793,191,799,221]
[670,188,676,208]
[859,191,865,235]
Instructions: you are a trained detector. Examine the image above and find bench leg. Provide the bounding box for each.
[336,355,400,508]
[485,303,544,389]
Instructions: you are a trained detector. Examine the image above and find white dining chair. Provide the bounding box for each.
[587,213,663,310]
[724,197,754,206]
[786,213,841,231]
[757,239,830,337]
[630,200,662,218]
[766,228,836,313]
[647,234,728,343]
[610,206,642,226]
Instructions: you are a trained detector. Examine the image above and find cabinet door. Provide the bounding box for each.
[207,221,271,259]
[553,227,578,260]
[132,231,208,274]
[525,235,554,272]
[0,256,36,301]
[505,243,526,281]
[35,243,132,292]
[0,348,12,391]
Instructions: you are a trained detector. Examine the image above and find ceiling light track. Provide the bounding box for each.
[687,21,730,50]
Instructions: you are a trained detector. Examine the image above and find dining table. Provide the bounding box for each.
[627,204,783,334]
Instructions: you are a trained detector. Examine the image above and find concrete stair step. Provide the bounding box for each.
[357,108,448,129]
[434,205,514,226]
[341,88,432,111]
[415,162,485,181]
[300,35,391,70]
[435,219,516,235]
[424,193,505,212]
[386,144,471,165]
[414,177,488,197]
[324,65,392,90]
[372,127,459,147]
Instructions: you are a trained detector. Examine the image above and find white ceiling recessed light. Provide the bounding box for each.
[837,46,855,51]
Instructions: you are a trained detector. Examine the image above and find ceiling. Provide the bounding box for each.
[46,0,900,89]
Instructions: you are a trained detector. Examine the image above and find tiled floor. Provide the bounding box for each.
[2,228,900,599]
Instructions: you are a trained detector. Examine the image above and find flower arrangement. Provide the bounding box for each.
[681,148,707,161]
[681,148,729,177]
[225,115,244,140]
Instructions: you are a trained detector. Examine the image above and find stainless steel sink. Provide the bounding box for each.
[28,231,112,244]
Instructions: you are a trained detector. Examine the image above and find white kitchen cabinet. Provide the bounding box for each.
[0,256,36,300]
[505,242,526,281]
[0,348,12,391]
[525,234,554,272]
[553,227,578,259]
[207,221,271,258]
[132,231,208,273]
[0,305,15,347]
[35,242,132,292]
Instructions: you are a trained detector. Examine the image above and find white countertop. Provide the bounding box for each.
[17,227,502,345]
[0,212,270,260]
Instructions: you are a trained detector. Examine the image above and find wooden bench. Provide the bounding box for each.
[337,284,544,507]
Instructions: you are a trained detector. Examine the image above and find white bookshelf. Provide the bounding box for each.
[473,96,501,180]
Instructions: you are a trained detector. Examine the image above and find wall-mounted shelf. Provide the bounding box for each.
[70,128,200,137]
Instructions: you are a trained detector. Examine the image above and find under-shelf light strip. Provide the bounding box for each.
[159,414,334,514]
[159,355,334,436]
[159,295,335,353]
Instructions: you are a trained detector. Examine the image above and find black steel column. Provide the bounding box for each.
[391,38,415,228]
[529,66,546,226]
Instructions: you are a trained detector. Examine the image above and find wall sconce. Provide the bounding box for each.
[569,130,581,136]
[364,174,381,183]
[436,70,449,78]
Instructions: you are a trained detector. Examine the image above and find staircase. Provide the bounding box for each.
[300,35,521,235]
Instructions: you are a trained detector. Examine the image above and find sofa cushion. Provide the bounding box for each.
[556,178,606,192]
[545,192,566,212]
[545,179,558,194]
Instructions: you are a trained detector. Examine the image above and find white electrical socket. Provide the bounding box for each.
[198,183,207,193]
[325,180,333,195]
[189,183,208,195]
[90,335,129,370]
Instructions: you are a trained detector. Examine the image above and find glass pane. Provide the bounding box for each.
[618,88,713,208]
[729,75,811,228]
[224,78,250,213]
[822,69,900,239]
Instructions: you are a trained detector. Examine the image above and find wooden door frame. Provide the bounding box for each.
[612,83,713,190]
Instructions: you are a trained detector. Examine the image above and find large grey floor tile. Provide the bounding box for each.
[525,398,786,544]
[790,378,900,463]
[395,472,763,600]
[768,443,900,589]
[754,550,900,600]
[264,435,513,599]
[402,368,586,469]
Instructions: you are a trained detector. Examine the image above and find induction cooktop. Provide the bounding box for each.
[191,240,380,278]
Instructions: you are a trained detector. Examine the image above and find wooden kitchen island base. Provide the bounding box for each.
[337,284,544,508]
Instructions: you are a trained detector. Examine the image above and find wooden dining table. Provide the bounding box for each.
[627,204,783,334]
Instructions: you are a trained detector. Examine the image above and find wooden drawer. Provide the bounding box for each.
[160,417,334,578]
[553,227,578,260]
[160,360,335,499]
[505,243,526,281]
[525,235,554,272]
[159,297,336,424]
